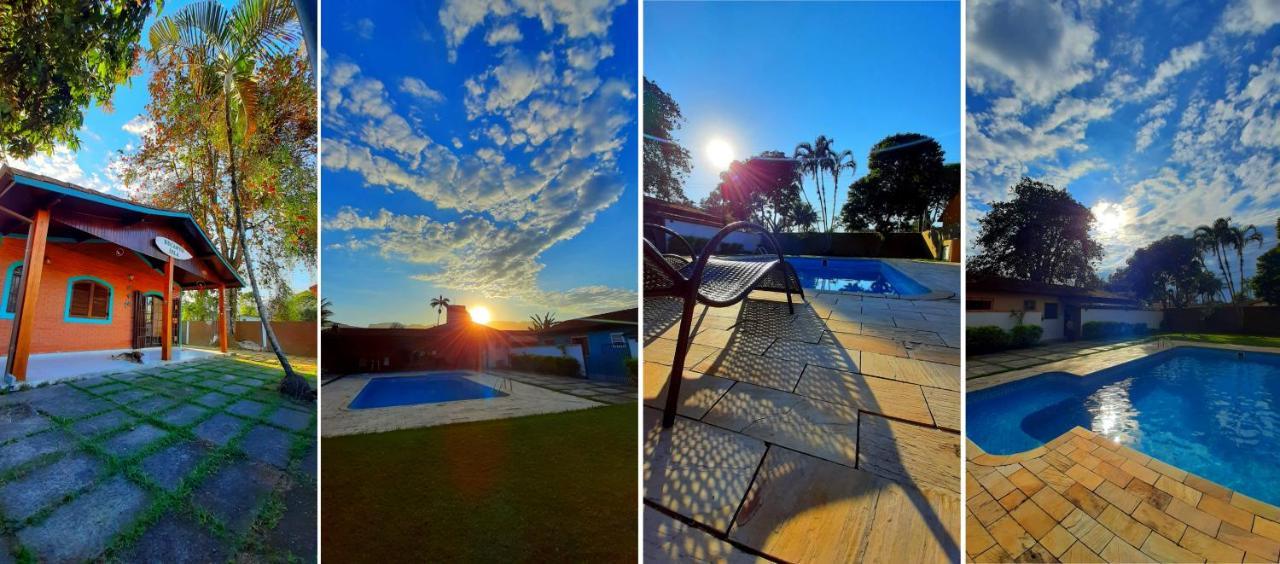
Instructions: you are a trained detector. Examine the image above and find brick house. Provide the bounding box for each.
[0,166,243,383]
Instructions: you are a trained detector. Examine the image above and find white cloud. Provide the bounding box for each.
[967,0,1100,103]
[3,145,121,195]
[399,77,446,103]
[348,18,375,40]
[438,0,625,62]
[1222,0,1280,35]
[1135,96,1177,152]
[1137,42,1206,99]
[485,22,523,45]
[121,115,153,137]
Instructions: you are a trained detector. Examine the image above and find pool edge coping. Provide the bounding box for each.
[966,340,1280,392]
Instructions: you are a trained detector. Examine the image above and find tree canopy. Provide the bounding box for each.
[1108,235,1219,307]
[0,1,155,158]
[1252,247,1280,305]
[839,133,956,233]
[700,150,815,232]
[642,78,693,204]
[970,177,1103,287]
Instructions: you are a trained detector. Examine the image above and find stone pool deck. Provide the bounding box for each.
[967,427,1280,563]
[0,357,315,562]
[643,263,961,563]
[321,370,621,437]
[967,338,1152,380]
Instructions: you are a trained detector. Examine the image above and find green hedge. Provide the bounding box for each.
[1010,325,1043,348]
[968,324,1043,354]
[623,357,638,383]
[1082,321,1150,340]
[511,354,581,378]
[967,326,1011,354]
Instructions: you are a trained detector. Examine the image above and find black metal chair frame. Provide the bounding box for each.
[644,221,804,428]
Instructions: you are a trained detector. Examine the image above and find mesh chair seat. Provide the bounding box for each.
[681,256,780,304]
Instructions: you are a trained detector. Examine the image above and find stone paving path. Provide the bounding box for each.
[967,338,1150,379]
[968,427,1280,563]
[0,357,315,562]
[643,278,961,562]
[495,370,637,404]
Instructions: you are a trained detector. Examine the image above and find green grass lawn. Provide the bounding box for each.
[1162,332,1280,348]
[321,404,636,562]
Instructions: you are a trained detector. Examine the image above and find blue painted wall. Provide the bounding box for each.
[542,327,636,381]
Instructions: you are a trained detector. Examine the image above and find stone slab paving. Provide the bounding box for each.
[0,357,315,562]
[967,427,1280,563]
[642,268,961,564]
[966,337,1151,382]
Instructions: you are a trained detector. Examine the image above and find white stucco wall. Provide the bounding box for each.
[966,311,1019,330]
[1081,308,1163,329]
[664,219,761,250]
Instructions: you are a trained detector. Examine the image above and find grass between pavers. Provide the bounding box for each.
[966,336,1157,378]
[0,357,315,562]
[322,404,636,563]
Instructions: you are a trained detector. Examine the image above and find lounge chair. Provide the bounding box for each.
[644,221,804,428]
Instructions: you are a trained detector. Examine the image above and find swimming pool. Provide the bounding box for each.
[968,347,1280,505]
[787,257,930,296]
[348,373,507,409]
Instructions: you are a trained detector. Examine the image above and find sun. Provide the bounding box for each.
[707,138,735,171]
[469,306,492,325]
[1092,201,1128,237]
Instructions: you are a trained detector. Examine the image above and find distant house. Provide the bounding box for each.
[521,308,638,382]
[321,305,512,374]
[966,275,1156,341]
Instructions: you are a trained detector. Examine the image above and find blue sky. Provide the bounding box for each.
[967,0,1280,280]
[645,1,960,207]
[321,0,638,327]
[0,0,315,298]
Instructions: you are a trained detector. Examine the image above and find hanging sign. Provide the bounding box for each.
[154,237,193,260]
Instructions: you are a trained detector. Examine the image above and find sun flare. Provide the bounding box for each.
[469,306,492,325]
[707,138,735,171]
[1092,201,1127,237]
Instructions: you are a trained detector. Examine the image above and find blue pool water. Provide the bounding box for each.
[787,257,930,296]
[348,373,507,409]
[969,347,1280,505]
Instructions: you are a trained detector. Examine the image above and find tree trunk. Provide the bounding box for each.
[223,91,312,400]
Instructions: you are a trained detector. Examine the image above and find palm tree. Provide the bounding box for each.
[319,297,333,328]
[429,295,450,326]
[1230,223,1264,300]
[149,0,311,399]
[828,148,855,231]
[528,312,557,332]
[793,136,835,232]
[1194,219,1237,301]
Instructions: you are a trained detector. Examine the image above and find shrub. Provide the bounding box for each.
[510,354,581,377]
[1009,324,1043,348]
[623,357,638,383]
[967,326,1010,354]
[1082,321,1150,340]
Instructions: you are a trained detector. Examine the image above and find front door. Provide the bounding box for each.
[131,292,165,349]
[1064,304,1082,341]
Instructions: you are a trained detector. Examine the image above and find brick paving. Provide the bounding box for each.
[643,260,961,563]
[967,427,1280,563]
[0,357,315,562]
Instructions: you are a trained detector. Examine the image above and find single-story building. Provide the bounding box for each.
[520,308,638,382]
[320,305,515,374]
[966,275,1158,341]
[0,166,243,384]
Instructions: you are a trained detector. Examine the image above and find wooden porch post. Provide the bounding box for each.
[217,284,227,353]
[162,256,174,361]
[6,208,51,381]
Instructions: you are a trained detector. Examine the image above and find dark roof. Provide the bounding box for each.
[537,308,638,335]
[644,196,724,228]
[967,275,1137,305]
[0,166,245,288]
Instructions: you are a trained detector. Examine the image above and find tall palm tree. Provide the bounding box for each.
[1194,218,1237,301]
[793,136,836,232]
[149,0,311,399]
[528,312,557,332]
[828,148,855,231]
[1230,223,1264,300]
[429,295,450,326]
